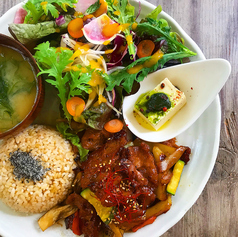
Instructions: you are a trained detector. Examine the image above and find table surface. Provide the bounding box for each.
[0,0,237,236]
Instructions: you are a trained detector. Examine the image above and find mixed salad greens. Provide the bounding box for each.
[9,0,197,160]
[6,0,198,235]
[10,0,196,158]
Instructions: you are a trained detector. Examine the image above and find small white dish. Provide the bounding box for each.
[123,58,231,142]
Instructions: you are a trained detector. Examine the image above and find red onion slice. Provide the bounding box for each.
[56,15,66,26]
[13,7,27,24]
[112,88,116,106]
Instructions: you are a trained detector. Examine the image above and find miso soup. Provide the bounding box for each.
[0,45,37,133]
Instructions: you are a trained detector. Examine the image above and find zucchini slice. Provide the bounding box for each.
[81,188,114,223]
[167,160,185,195]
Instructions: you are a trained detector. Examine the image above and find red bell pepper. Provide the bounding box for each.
[72,210,82,236]
[132,216,157,232]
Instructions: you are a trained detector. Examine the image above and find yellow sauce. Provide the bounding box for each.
[0,45,37,133]
[134,111,155,131]
[113,0,119,5]
[126,35,133,46]
[127,49,164,74]
[89,71,104,86]
[132,22,138,30]
[89,58,104,71]
[134,111,171,131]
[74,42,90,53]
[113,10,121,16]
[133,92,171,131]
[127,64,143,74]
[74,11,83,17]
[105,49,114,54]
[121,23,130,31]
[103,40,111,45]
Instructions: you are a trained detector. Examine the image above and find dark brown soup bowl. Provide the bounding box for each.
[0,34,44,139]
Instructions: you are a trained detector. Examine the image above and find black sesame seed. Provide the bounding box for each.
[9,150,50,182]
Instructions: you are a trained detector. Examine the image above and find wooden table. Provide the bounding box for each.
[0,1,237,236]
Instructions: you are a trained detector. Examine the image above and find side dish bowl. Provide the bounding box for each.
[0,33,44,139]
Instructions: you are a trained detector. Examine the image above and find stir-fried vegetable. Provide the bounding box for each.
[167,160,185,195]
[132,216,157,232]
[145,195,172,218]
[38,204,78,231]
[71,210,82,235]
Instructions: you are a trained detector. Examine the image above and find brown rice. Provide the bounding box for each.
[0,125,76,213]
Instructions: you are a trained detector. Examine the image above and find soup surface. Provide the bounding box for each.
[0,45,36,133]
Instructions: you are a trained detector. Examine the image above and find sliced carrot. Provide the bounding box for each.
[131,216,157,232]
[102,23,121,38]
[93,0,108,17]
[68,18,84,38]
[83,14,94,22]
[104,119,123,133]
[137,40,155,58]
[66,97,85,117]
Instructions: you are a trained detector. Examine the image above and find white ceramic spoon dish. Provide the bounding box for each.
[123,58,231,142]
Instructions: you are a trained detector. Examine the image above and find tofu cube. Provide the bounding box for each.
[134,78,186,130]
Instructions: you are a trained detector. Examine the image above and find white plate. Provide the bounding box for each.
[0,1,221,237]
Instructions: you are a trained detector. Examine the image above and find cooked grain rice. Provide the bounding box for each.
[0,125,76,213]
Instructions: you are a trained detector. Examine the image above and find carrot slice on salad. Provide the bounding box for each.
[66,97,85,117]
[104,119,124,133]
[102,23,122,38]
[68,18,84,38]
[93,0,108,17]
[137,40,155,58]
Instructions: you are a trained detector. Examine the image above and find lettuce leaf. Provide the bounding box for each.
[23,0,77,24]
[35,42,73,120]
[135,19,193,54]
[85,0,101,15]
[82,102,112,130]
[104,51,196,93]
[34,42,91,121]
[144,5,162,20]
[9,15,72,44]
[57,122,89,161]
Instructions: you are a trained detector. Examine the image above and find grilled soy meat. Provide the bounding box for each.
[79,130,159,230]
